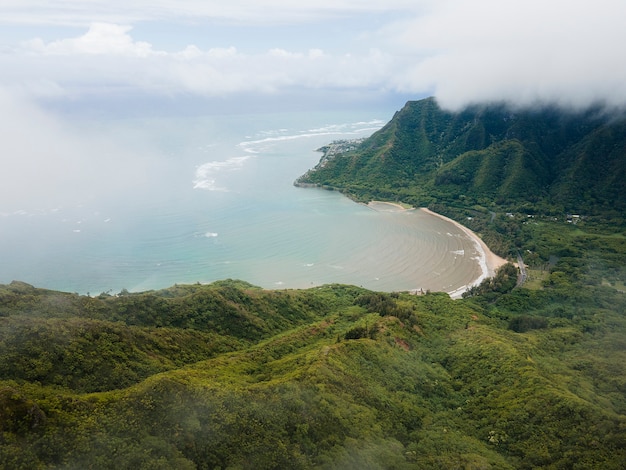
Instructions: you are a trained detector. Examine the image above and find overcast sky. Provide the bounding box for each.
[2,0,626,111]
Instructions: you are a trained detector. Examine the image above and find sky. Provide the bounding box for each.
[2,0,626,112]
[1,0,626,213]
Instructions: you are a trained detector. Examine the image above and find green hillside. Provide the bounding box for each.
[2,278,626,469]
[2,98,626,468]
[297,98,626,219]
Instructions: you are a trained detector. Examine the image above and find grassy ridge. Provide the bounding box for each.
[1,280,625,468]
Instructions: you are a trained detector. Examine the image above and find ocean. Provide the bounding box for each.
[1,108,485,295]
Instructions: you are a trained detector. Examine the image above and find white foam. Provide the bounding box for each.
[238,133,328,150]
[237,119,386,153]
[448,230,491,299]
[448,284,468,299]
[205,232,218,238]
[193,155,252,191]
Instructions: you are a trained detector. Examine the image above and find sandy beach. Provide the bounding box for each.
[366,201,414,212]
[366,201,509,298]
[421,207,508,298]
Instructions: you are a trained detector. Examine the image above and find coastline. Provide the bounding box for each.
[366,201,509,299]
[366,201,414,212]
[420,207,508,298]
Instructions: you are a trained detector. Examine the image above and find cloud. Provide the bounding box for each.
[0,89,163,213]
[0,1,422,26]
[5,23,393,98]
[384,0,626,110]
[2,0,626,111]
[25,23,155,57]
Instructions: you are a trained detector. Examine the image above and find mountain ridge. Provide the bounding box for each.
[297,98,626,217]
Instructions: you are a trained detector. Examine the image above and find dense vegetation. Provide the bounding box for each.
[2,277,625,469]
[2,97,626,468]
[297,98,626,217]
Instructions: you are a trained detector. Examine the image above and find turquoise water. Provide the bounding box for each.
[1,109,484,295]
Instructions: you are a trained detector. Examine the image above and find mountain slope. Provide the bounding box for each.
[551,120,626,212]
[1,281,625,469]
[297,98,625,214]
[0,280,349,393]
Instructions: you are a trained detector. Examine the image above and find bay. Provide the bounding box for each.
[1,108,485,295]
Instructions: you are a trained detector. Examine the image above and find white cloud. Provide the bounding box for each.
[4,23,393,98]
[384,0,626,110]
[24,23,156,57]
[1,0,626,111]
[0,90,162,212]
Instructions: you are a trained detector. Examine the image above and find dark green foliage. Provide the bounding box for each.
[0,282,363,393]
[508,315,549,332]
[343,325,367,340]
[0,316,241,392]
[1,280,624,468]
[463,263,519,299]
[0,386,47,435]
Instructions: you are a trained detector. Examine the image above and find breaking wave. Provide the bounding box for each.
[193,155,253,191]
[238,119,385,153]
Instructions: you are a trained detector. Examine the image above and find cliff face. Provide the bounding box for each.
[298,98,626,214]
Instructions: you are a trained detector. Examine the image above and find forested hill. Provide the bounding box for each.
[296,97,626,219]
[2,279,626,468]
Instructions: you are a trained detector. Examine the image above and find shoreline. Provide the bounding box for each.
[366,201,509,299]
[420,207,508,298]
[366,201,414,212]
